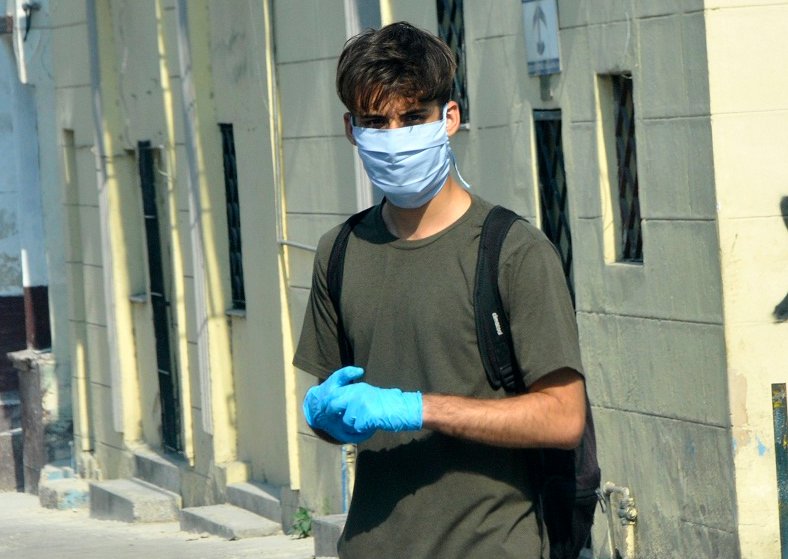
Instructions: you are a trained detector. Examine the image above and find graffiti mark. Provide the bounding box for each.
[758,437,769,457]
[775,197,788,322]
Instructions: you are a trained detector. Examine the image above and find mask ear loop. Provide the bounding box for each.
[449,148,472,191]
[441,104,473,191]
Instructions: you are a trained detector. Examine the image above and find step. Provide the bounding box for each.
[180,504,281,540]
[90,478,181,523]
[227,481,300,533]
[133,447,182,495]
[0,391,21,432]
[39,477,90,510]
[227,481,281,523]
[313,513,346,558]
[40,463,77,482]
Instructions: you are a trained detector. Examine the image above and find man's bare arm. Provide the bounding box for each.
[421,368,586,449]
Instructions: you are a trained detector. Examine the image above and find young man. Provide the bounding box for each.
[294,22,586,559]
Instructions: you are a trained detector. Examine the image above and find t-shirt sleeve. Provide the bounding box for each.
[499,222,584,388]
[292,229,343,379]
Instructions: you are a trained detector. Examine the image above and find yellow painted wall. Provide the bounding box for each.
[705,4,788,557]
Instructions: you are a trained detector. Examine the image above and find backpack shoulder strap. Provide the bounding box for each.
[475,205,526,394]
[326,206,375,366]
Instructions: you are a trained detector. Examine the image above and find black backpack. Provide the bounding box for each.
[327,204,601,559]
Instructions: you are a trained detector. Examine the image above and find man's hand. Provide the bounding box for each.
[303,366,374,443]
[326,383,423,433]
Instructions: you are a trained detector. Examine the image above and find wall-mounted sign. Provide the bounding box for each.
[522,0,561,76]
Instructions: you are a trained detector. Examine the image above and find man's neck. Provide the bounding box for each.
[381,177,472,240]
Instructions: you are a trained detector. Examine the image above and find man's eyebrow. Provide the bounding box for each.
[356,107,431,119]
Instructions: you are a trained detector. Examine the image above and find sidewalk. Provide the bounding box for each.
[0,491,315,559]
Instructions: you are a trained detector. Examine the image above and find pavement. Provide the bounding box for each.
[0,491,316,559]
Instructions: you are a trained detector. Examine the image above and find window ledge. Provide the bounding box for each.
[225,308,247,319]
[129,292,149,304]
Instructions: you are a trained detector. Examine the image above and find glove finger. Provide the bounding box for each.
[325,366,364,390]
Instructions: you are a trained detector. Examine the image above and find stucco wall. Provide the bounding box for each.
[705,3,788,557]
[554,3,737,557]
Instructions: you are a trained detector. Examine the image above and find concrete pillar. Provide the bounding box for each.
[9,350,69,493]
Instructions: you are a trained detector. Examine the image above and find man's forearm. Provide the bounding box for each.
[421,368,586,449]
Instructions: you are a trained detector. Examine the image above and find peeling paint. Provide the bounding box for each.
[0,253,22,290]
[0,209,18,240]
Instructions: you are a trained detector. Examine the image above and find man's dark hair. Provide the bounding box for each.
[336,21,456,114]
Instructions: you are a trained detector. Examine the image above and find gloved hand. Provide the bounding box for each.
[325,382,423,434]
[303,366,374,444]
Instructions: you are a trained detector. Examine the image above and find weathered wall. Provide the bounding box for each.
[705,2,788,557]
[552,3,737,557]
[48,0,295,506]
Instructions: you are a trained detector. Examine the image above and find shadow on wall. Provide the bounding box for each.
[774,196,788,322]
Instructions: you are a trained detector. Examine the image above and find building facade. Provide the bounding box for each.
[3,1,786,557]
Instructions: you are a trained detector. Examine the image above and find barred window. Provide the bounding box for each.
[437,0,469,124]
[598,73,643,263]
[610,74,642,262]
[534,110,574,303]
[219,124,246,310]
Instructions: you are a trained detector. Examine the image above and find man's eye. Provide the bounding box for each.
[405,115,426,124]
[360,119,384,129]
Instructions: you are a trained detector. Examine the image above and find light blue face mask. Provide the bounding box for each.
[352,106,469,209]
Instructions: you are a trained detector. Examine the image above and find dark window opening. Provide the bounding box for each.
[437,0,469,124]
[534,110,574,304]
[220,124,246,310]
[610,74,642,262]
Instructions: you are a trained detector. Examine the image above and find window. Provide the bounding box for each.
[219,124,246,310]
[534,110,574,303]
[599,73,642,263]
[436,0,469,124]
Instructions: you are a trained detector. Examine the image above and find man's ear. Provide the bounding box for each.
[344,112,356,146]
[445,100,461,137]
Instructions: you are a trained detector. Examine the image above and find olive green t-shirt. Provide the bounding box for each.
[294,195,583,559]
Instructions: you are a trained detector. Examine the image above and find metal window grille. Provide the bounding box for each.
[138,141,181,452]
[534,110,574,303]
[219,124,246,310]
[437,0,469,123]
[611,74,643,262]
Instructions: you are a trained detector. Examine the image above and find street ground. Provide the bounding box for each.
[0,491,315,559]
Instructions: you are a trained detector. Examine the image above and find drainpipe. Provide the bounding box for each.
[603,482,638,559]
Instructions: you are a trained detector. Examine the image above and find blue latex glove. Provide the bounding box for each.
[303,366,374,444]
[325,382,423,434]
